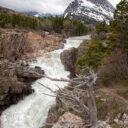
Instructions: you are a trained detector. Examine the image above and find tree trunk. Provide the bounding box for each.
[87,86,98,128]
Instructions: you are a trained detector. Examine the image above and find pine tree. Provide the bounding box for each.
[96,21,108,34]
[111,0,128,51]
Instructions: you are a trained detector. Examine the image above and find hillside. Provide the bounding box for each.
[0,6,32,16]
[0,6,91,36]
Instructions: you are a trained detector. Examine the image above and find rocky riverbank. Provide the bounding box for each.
[60,40,90,78]
[42,39,90,128]
[0,28,65,115]
[42,39,128,128]
[0,60,45,115]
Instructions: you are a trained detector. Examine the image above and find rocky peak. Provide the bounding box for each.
[87,0,115,11]
[64,0,115,23]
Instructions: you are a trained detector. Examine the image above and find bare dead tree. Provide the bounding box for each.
[40,68,98,128]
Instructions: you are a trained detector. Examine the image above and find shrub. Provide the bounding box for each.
[96,21,108,34]
[98,50,128,86]
[0,14,41,29]
[96,91,128,120]
[76,35,109,70]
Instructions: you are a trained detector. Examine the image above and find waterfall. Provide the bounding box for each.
[0,35,90,128]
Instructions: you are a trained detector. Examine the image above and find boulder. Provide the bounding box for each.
[60,40,90,77]
[35,66,45,75]
[52,112,84,128]
[60,47,78,78]
[16,66,44,83]
[60,47,78,71]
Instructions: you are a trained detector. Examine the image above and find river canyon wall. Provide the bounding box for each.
[0,28,65,115]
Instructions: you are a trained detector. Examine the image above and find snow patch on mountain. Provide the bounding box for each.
[64,0,115,23]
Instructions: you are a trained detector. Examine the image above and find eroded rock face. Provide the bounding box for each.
[61,47,78,71]
[60,47,78,78]
[60,40,89,77]
[0,60,44,115]
[0,30,28,60]
[0,29,65,61]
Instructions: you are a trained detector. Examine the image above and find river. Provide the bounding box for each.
[0,35,90,128]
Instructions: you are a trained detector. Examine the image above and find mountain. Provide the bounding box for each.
[24,11,53,17]
[64,0,115,24]
[0,6,28,16]
[0,6,61,18]
[24,11,63,18]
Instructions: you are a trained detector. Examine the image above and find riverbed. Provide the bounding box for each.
[0,35,90,128]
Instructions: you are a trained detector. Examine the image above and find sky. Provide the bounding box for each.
[0,0,121,15]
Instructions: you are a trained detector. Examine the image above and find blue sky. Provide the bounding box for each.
[0,0,121,14]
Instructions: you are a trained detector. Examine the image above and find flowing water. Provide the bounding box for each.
[0,35,90,128]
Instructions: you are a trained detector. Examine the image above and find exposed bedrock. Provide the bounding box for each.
[60,40,89,77]
[0,60,44,115]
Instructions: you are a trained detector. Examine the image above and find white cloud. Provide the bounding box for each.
[0,0,73,14]
[0,0,121,14]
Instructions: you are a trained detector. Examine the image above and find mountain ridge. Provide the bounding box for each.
[64,0,115,24]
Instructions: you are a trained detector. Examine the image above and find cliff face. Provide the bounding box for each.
[0,29,64,61]
[0,30,28,60]
[60,40,89,77]
[0,28,64,114]
[64,0,115,23]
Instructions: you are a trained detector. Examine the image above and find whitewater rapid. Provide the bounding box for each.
[0,35,90,128]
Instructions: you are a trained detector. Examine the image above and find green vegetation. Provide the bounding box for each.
[76,35,109,70]
[96,21,108,34]
[108,121,121,128]
[41,16,89,36]
[76,3,128,122]
[75,2,128,124]
[110,0,128,51]
[0,14,41,29]
[0,12,90,36]
[96,91,128,121]
[67,14,99,24]
[98,50,128,86]
[76,0,128,71]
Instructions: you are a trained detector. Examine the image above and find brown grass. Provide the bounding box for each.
[98,50,128,86]
[96,91,128,121]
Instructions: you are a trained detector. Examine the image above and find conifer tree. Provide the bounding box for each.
[111,0,128,51]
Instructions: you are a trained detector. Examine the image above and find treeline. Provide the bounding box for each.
[0,13,91,36]
[0,14,41,29]
[40,16,90,36]
[76,0,128,86]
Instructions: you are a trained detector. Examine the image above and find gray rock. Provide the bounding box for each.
[64,0,115,23]
[0,60,44,115]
